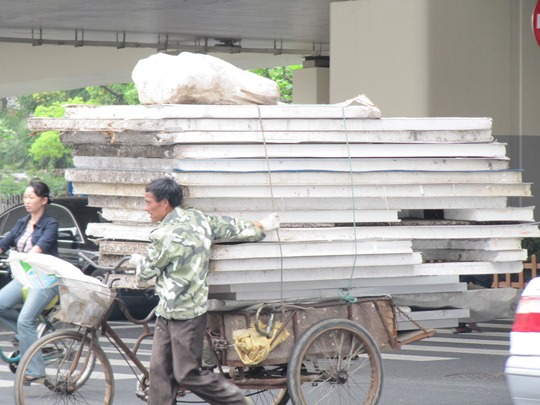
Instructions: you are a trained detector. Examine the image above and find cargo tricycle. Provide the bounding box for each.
[14,255,433,405]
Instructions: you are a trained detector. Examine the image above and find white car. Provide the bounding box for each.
[505,277,540,404]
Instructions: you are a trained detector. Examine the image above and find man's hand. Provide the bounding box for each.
[257,213,280,232]
[127,253,143,269]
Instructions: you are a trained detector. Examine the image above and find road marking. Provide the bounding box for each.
[425,336,509,346]
[100,337,153,346]
[106,358,150,368]
[401,345,509,356]
[107,322,155,330]
[77,371,136,380]
[101,346,153,356]
[435,329,511,338]
[382,353,457,362]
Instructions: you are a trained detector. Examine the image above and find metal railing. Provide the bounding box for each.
[0,193,22,214]
[493,254,538,289]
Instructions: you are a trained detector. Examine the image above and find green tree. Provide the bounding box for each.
[0,97,36,170]
[250,65,302,103]
[1,71,294,196]
[29,131,71,170]
[36,172,70,197]
[0,172,68,197]
[1,83,140,197]
[523,238,540,260]
[24,85,139,175]
[84,83,139,105]
[0,174,27,195]
[28,100,81,170]
[0,119,32,170]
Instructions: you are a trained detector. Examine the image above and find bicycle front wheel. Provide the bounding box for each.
[14,330,115,405]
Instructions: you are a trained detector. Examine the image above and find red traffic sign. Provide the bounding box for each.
[534,0,540,46]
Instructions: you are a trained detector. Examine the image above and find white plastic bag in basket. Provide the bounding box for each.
[54,278,116,328]
[8,251,81,289]
[7,251,115,327]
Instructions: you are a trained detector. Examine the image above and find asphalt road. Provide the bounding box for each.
[0,318,514,404]
[379,318,513,405]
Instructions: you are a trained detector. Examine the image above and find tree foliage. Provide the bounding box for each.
[0,68,297,196]
[0,83,140,195]
[0,121,32,170]
[250,65,302,103]
[29,131,72,169]
[0,174,26,195]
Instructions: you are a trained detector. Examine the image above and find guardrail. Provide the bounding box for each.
[0,194,22,214]
[493,254,538,289]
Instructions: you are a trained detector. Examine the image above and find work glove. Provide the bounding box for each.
[127,253,143,270]
[258,213,280,232]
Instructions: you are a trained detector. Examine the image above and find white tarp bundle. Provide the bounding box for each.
[336,94,382,118]
[8,252,115,328]
[9,251,79,288]
[132,52,281,105]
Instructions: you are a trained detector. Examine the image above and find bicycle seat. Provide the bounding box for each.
[22,286,59,310]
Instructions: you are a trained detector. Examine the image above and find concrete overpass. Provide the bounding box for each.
[2,1,540,209]
[0,0,330,97]
[1,1,539,125]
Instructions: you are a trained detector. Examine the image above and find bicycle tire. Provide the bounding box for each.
[171,369,290,405]
[243,387,290,405]
[237,365,290,405]
[36,314,58,338]
[35,329,98,389]
[14,330,115,405]
[8,312,60,374]
[287,318,383,405]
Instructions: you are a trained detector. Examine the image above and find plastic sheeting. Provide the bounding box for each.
[233,320,290,365]
[132,52,281,105]
[8,252,115,328]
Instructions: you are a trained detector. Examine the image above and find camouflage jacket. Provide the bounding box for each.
[137,207,264,320]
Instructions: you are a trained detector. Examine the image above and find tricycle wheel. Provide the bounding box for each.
[238,366,290,405]
[287,319,383,405]
[244,388,289,405]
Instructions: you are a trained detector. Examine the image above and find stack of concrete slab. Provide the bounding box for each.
[27,104,540,330]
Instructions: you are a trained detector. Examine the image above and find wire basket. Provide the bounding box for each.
[54,278,117,328]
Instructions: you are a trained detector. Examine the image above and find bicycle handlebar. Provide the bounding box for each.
[78,252,132,274]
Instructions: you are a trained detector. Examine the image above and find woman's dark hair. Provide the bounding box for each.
[28,178,52,204]
[145,177,183,207]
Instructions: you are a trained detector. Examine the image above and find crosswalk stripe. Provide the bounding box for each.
[101,346,152,356]
[78,371,137,380]
[435,329,511,338]
[425,336,509,346]
[107,358,150,368]
[382,353,457,362]
[100,337,153,346]
[401,344,509,356]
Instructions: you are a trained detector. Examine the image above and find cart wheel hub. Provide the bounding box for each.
[45,379,76,395]
[337,370,348,384]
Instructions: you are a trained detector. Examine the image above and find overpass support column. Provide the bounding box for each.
[292,56,329,104]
